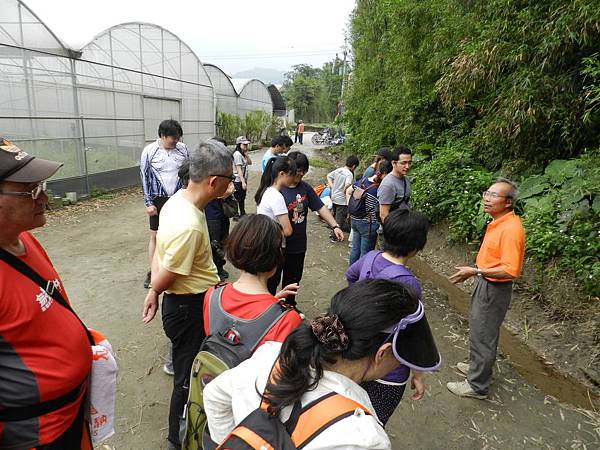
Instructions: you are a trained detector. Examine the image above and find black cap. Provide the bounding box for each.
[0,138,62,183]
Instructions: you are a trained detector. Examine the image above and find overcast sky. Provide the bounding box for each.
[25,0,355,75]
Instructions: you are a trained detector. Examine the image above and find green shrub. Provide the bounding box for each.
[520,152,600,295]
[216,112,241,145]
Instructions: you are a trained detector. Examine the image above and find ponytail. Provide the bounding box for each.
[263,279,418,414]
[255,156,296,205]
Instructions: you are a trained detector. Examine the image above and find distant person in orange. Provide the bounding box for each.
[297,119,305,145]
[447,178,525,399]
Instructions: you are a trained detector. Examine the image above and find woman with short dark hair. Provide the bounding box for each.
[345,208,439,426]
[202,214,302,346]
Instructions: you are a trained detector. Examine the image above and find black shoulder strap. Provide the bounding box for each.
[0,248,94,346]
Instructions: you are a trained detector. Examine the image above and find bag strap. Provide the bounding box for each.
[0,381,85,422]
[207,285,289,352]
[0,248,92,422]
[288,392,371,449]
[358,250,381,280]
[0,248,94,346]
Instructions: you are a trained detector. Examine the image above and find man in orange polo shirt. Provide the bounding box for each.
[447,178,525,399]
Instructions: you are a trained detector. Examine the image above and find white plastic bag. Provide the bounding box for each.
[88,330,118,444]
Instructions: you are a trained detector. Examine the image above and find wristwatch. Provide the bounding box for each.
[475,268,483,277]
[332,224,341,230]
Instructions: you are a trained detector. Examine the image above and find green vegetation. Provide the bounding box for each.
[346,0,600,296]
[216,111,282,145]
[281,57,346,123]
[308,158,335,170]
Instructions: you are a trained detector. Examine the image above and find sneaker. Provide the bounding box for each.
[163,363,174,376]
[143,271,151,289]
[456,362,470,376]
[446,380,487,399]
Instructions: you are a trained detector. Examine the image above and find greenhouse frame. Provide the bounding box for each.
[0,0,286,196]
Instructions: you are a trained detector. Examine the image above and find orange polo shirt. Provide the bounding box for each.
[476,211,525,282]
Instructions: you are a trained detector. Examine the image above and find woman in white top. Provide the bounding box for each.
[204,279,441,450]
[255,155,296,237]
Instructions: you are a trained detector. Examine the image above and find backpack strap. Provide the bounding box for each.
[358,250,381,280]
[207,285,289,352]
[288,392,370,449]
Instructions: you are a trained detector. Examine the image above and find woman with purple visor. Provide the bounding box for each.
[346,208,441,425]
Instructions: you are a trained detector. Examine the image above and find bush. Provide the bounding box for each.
[240,111,273,143]
[519,152,600,295]
[411,143,600,296]
[216,112,241,145]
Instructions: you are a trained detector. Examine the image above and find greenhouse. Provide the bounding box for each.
[203,63,238,116]
[0,0,286,196]
[231,78,274,117]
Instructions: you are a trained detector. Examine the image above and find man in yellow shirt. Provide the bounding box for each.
[142,140,234,449]
[447,178,525,399]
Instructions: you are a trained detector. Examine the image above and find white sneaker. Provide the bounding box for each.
[456,362,470,376]
[446,380,487,399]
[163,363,174,376]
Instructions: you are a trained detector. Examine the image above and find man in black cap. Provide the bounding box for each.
[0,138,93,448]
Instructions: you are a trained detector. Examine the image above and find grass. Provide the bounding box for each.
[309,158,335,170]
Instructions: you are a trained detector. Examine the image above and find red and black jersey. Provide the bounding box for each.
[0,232,92,448]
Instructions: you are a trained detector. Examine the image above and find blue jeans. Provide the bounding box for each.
[349,219,379,265]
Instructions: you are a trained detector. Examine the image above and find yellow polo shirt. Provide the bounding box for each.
[156,191,219,294]
[476,211,525,282]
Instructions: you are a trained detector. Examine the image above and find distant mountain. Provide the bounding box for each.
[232,67,286,85]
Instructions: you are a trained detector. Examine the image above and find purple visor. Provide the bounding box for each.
[383,300,441,371]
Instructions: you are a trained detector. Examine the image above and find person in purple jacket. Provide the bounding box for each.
[345,208,441,425]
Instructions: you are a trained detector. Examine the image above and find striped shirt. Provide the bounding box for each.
[140,140,189,206]
[350,178,380,223]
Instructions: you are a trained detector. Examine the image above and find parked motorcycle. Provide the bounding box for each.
[311,128,336,145]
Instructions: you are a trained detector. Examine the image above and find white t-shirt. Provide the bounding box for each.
[257,186,288,220]
[204,342,391,450]
[327,167,354,206]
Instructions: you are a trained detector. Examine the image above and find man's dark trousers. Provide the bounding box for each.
[162,292,206,447]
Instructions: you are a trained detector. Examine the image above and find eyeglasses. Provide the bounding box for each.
[482,191,508,199]
[210,174,235,182]
[0,182,46,200]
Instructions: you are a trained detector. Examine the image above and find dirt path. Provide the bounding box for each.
[34,137,599,449]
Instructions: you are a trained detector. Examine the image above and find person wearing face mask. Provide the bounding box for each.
[203,279,440,450]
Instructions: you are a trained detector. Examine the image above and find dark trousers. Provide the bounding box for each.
[298,133,303,144]
[467,277,513,394]
[267,252,306,306]
[162,292,206,447]
[233,181,246,216]
[37,395,90,449]
[332,204,350,233]
[207,218,230,273]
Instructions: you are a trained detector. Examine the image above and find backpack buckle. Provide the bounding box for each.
[223,328,241,345]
